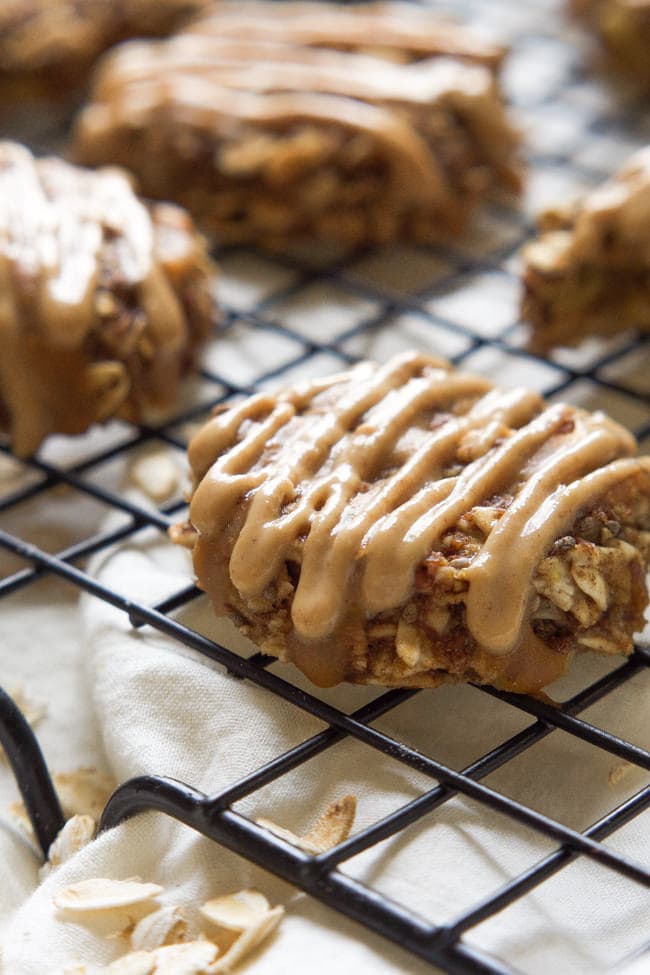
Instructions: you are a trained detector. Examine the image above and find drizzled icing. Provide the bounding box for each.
[94,38,497,108]
[188,351,642,677]
[79,49,514,211]
[0,142,155,347]
[188,2,505,69]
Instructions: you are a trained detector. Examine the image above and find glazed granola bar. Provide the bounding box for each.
[171,351,650,695]
[0,0,208,101]
[571,0,650,88]
[521,147,650,351]
[72,8,520,249]
[0,142,214,457]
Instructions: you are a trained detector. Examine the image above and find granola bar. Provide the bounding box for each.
[171,351,650,695]
[521,147,650,350]
[571,0,650,88]
[0,0,208,101]
[0,142,215,457]
[72,7,521,249]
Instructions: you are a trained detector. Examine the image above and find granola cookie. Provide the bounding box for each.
[172,351,650,695]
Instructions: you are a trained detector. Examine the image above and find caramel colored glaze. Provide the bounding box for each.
[188,2,505,70]
[73,12,520,249]
[76,56,516,207]
[92,37,496,110]
[184,351,647,689]
[85,41,516,197]
[0,141,213,456]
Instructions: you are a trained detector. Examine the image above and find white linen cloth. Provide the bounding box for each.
[0,501,648,975]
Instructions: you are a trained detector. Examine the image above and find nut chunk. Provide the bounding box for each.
[0,142,215,457]
[171,351,650,696]
[521,147,650,351]
[571,0,650,89]
[73,2,521,249]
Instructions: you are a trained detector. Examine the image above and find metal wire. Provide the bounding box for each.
[1,1,649,973]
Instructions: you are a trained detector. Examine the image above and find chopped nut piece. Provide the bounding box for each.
[367,622,397,639]
[468,506,501,536]
[168,522,198,550]
[533,557,578,614]
[200,891,270,933]
[576,633,622,652]
[568,547,609,612]
[396,618,425,668]
[424,604,451,636]
[54,878,163,914]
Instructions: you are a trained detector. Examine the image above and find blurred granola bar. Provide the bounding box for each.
[73,3,521,249]
[521,147,650,350]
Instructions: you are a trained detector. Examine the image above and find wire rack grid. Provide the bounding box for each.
[0,1,650,973]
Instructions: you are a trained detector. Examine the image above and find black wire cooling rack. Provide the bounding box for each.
[1,1,650,973]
